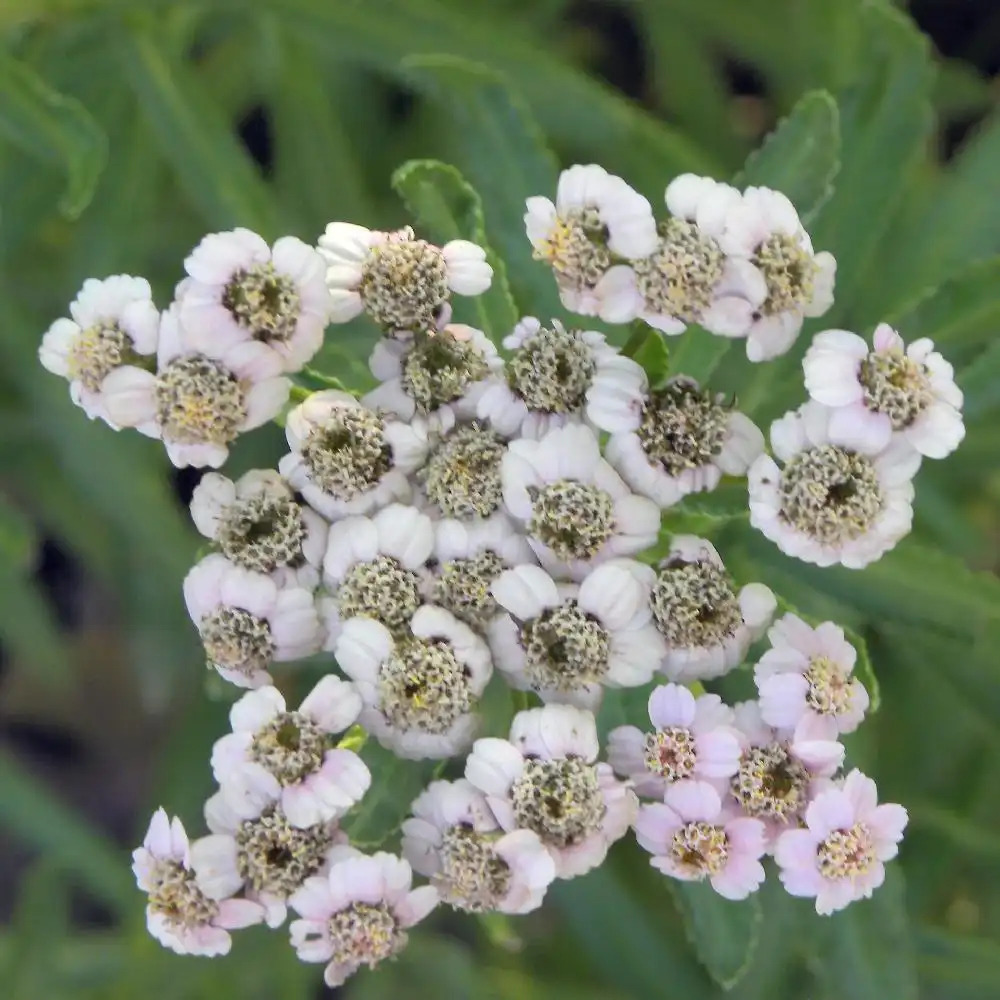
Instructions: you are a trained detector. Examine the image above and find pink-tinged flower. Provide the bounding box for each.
[803,324,964,460]
[210,676,370,829]
[755,613,869,737]
[132,807,264,956]
[287,847,438,988]
[487,561,665,709]
[183,554,323,688]
[634,782,767,900]
[402,778,556,914]
[178,228,331,373]
[608,683,741,799]
[39,274,160,427]
[465,704,636,879]
[774,769,908,914]
[748,401,920,569]
[102,304,290,468]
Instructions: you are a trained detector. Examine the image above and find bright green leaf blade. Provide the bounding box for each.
[668,328,735,383]
[0,49,107,218]
[734,89,840,223]
[392,158,519,340]
[631,329,670,386]
[670,882,761,990]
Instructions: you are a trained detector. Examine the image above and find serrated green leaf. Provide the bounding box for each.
[0,49,107,218]
[670,881,761,990]
[391,158,518,340]
[735,89,840,223]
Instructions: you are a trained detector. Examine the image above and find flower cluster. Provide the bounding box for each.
[41,162,961,984]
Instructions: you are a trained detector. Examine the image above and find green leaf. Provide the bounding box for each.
[5,860,71,999]
[908,802,1000,860]
[399,55,562,320]
[842,624,880,713]
[632,330,670,386]
[670,881,761,990]
[668,328,734,383]
[392,159,519,340]
[812,868,917,1000]
[0,49,107,218]
[959,339,1000,419]
[663,482,751,538]
[734,89,840,223]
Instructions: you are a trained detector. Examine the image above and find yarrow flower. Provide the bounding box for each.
[465,704,636,879]
[288,847,438,987]
[318,223,491,334]
[402,778,556,914]
[748,401,920,568]
[774,769,907,914]
[39,274,160,427]
[803,323,965,459]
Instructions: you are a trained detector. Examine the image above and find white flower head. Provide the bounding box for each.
[334,605,492,759]
[501,423,660,580]
[179,228,331,373]
[102,305,290,468]
[477,316,645,440]
[598,373,765,507]
[402,778,556,914]
[417,422,508,520]
[192,789,347,928]
[320,504,435,646]
[525,164,657,321]
[39,274,160,427]
[431,513,536,631]
[650,535,776,681]
[183,554,323,688]
[754,613,869,737]
[488,561,665,708]
[288,847,438,988]
[717,186,836,361]
[190,469,328,588]
[363,324,502,432]
[748,401,921,568]
[803,324,965,460]
[211,676,370,830]
[318,222,491,334]
[608,683,741,800]
[465,704,636,879]
[132,808,264,955]
[279,390,426,520]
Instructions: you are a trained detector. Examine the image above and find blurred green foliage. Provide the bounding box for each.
[3,0,1000,997]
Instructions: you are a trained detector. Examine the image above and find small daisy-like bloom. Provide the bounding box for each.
[477,316,644,440]
[803,324,965,460]
[608,683,741,800]
[774,769,908,915]
[132,808,264,956]
[183,554,323,688]
[320,504,434,644]
[718,186,836,362]
[318,223,491,333]
[178,229,331,373]
[748,401,921,569]
[465,704,636,879]
[418,423,507,520]
[278,390,426,521]
[402,779,556,914]
[755,613,869,737]
[634,782,767,900]
[190,470,328,589]
[335,605,492,759]
[102,306,290,468]
[39,274,160,426]
[488,562,665,707]
[210,676,371,829]
[431,514,536,631]
[501,423,660,580]
[650,535,775,681]
[524,164,657,321]
[192,789,346,928]
[364,325,502,432]
[287,846,438,988]
[729,701,844,842]
[594,373,764,507]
